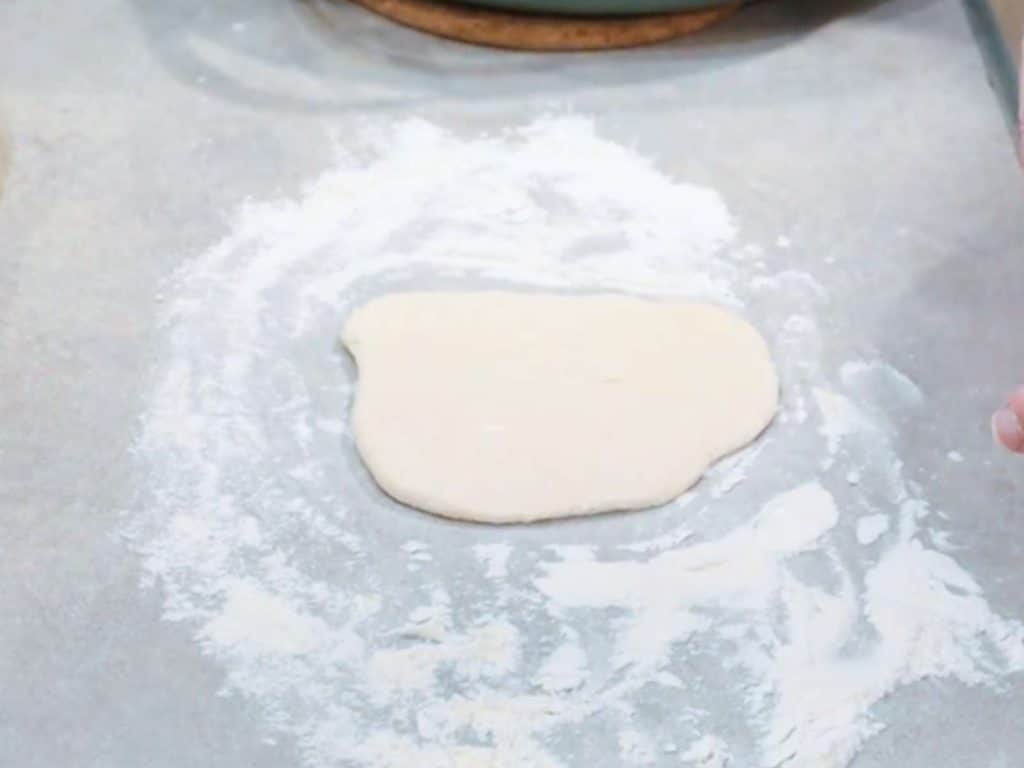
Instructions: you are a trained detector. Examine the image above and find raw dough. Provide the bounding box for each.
[343,292,778,524]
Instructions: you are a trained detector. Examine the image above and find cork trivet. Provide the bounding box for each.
[347,0,739,51]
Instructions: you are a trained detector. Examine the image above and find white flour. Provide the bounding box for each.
[856,514,890,545]
[128,117,1023,768]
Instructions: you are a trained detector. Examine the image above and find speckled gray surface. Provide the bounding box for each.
[2,0,1023,766]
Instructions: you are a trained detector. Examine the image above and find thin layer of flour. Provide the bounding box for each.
[128,117,1023,768]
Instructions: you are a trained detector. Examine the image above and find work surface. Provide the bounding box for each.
[3,0,1024,766]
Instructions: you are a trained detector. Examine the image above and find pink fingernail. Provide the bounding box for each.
[992,407,1024,451]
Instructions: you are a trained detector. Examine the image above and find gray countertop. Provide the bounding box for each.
[2,1,1024,766]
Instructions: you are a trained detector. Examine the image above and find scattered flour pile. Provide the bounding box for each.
[128,117,1024,768]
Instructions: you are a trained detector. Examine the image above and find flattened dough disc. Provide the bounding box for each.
[343,292,778,523]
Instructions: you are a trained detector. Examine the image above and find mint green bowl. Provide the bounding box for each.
[459,0,731,15]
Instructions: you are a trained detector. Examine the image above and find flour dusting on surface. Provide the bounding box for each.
[680,735,731,766]
[856,514,891,545]
[128,117,1023,768]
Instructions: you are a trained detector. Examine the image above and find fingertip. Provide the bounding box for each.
[992,407,1024,452]
[1008,386,1024,421]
